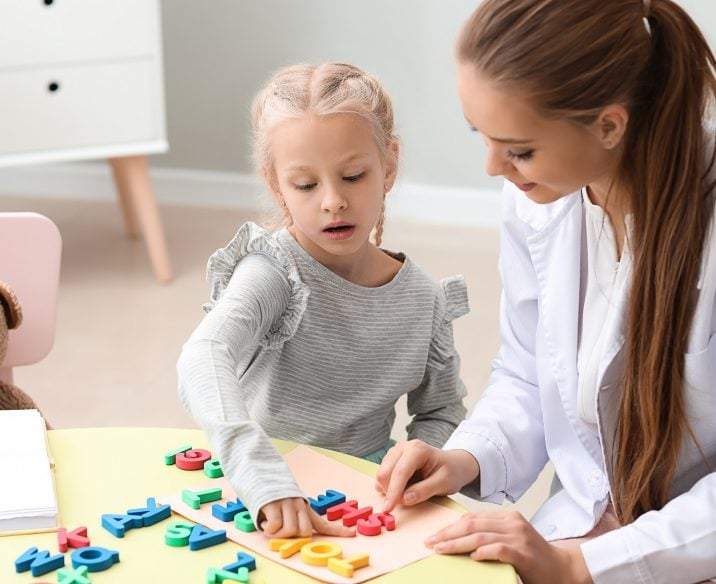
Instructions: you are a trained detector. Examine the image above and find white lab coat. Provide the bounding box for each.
[444,181,716,583]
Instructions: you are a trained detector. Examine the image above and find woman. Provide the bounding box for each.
[376,1,716,582]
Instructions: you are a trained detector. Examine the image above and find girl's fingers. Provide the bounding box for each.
[260,504,283,536]
[296,506,313,538]
[268,500,298,538]
[310,511,356,537]
[282,500,298,534]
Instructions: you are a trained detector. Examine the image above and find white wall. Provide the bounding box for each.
[155,0,497,193]
[155,1,716,194]
[6,0,710,226]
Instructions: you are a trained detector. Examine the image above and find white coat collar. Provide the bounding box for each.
[516,186,607,464]
[515,186,632,392]
[514,187,578,232]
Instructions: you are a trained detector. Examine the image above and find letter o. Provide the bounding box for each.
[300,541,342,566]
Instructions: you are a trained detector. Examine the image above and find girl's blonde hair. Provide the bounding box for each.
[251,62,398,246]
[458,0,716,523]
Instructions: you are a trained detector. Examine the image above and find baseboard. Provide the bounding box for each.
[0,162,502,228]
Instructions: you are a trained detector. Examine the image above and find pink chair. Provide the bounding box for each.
[0,213,61,385]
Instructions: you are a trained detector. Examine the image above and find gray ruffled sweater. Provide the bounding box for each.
[177,222,469,525]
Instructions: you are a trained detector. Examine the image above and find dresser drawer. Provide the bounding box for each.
[0,0,159,69]
[0,60,162,156]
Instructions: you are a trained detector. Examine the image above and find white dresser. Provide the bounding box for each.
[0,0,172,282]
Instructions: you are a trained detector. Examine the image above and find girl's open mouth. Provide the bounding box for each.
[323,224,356,240]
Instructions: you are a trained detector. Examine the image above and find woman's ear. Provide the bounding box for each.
[593,105,629,150]
[383,141,400,193]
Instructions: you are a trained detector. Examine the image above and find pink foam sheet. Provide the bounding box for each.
[160,445,464,583]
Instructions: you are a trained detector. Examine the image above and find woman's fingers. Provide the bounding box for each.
[377,444,415,512]
[398,467,453,508]
[470,543,497,562]
[422,509,585,584]
[380,446,479,513]
[432,532,496,554]
[426,514,484,548]
[381,441,438,512]
[470,542,521,565]
[374,442,405,495]
[426,512,527,548]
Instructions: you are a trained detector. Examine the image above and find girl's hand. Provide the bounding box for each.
[258,497,356,538]
[375,440,480,513]
[425,511,592,584]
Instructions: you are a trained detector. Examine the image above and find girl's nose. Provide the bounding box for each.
[321,185,348,212]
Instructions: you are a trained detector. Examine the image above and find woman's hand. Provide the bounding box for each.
[375,440,480,512]
[258,497,356,538]
[425,511,592,584]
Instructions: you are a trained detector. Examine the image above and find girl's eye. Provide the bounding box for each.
[507,149,534,162]
[295,183,317,191]
[343,172,364,183]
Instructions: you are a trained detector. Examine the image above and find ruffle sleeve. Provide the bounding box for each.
[203,222,309,348]
[427,275,470,370]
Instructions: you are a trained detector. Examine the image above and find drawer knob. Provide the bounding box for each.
[47,81,60,93]
[44,0,55,5]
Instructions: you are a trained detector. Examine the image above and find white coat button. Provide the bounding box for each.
[588,470,602,486]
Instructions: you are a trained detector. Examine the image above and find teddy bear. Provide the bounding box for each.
[0,280,44,411]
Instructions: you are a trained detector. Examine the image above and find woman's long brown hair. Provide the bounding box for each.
[457,0,716,523]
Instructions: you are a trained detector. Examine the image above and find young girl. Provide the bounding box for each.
[376,1,716,582]
[178,63,469,540]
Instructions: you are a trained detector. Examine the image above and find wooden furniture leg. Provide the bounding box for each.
[109,156,172,283]
[112,165,140,239]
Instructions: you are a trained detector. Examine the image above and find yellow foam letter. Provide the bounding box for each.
[327,553,370,578]
[268,537,312,558]
[300,541,343,566]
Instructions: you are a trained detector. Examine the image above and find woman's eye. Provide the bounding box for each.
[343,172,364,183]
[507,150,534,162]
[295,183,317,191]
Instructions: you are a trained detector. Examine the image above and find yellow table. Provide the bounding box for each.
[0,428,516,583]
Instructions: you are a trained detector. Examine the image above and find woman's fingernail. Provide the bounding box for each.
[425,536,436,547]
[383,499,391,512]
[434,543,445,553]
[405,491,416,504]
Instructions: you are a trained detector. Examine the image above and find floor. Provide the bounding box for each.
[0,193,552,517]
